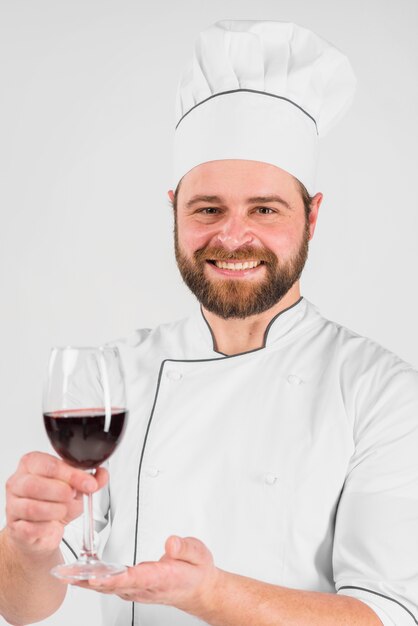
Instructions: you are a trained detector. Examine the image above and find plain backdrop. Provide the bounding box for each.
[1,0,417,624]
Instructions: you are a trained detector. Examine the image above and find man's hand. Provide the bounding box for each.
[76,535,220,615]
[5,451,108,556]
[75,536,383,626]
[0,451,108,624]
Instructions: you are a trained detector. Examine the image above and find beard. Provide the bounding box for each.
[174,220,310,320]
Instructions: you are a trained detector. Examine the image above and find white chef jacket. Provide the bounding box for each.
[64,297,418,626]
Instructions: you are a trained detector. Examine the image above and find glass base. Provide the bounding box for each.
[51,557,127,581]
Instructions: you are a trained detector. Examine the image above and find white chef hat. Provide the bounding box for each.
[172,20,356,194]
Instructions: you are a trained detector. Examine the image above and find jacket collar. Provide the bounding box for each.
[193,296,312,356]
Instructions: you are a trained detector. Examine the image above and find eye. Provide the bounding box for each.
[198,207,220,215]
[255,206,276,215]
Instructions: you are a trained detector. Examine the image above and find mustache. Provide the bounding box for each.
[194,245,277,264]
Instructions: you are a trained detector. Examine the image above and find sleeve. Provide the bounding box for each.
[333,364,418,626]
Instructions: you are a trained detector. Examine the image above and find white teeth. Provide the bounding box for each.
[213,260,261,270]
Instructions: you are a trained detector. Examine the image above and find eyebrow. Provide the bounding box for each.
[185,194,292,210]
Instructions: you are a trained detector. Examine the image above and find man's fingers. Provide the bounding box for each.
[94,467,109,491]
[20,452,94,492]
[5,453,109,530]
[81,565,163,598]
[4,452,109,558]
[19,451,108,493]
[9,497,68,523]
[11,474,75,502]
[165,536,212,566]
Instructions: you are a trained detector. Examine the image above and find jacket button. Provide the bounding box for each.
[287,374,303,385]
[145,467,159,478]
[264,473,278,485]
[166,370,183,381]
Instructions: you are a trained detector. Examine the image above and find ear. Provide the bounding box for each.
[168,190,175,203]
[308,192,323,240]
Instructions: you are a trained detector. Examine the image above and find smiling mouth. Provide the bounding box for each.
[207,260,264,271]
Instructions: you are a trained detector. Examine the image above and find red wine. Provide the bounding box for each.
[43,408,127,469]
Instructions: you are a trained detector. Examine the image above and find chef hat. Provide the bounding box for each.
[172,20,356,194]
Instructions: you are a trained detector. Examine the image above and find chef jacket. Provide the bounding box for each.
[64,297,418,626]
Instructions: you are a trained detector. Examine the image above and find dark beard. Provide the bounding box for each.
[174,220,310,320]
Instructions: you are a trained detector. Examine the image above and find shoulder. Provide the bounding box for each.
[308,304,418,434]
[309,302,417,379]
[105,315,194,355]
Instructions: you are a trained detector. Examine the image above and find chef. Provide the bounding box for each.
[1,19,418,626]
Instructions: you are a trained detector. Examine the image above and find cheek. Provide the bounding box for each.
[177,222,216,252]
[261,225,303,256]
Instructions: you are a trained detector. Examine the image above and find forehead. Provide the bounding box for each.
[177,160,300,203]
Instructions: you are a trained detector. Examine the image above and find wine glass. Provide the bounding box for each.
[43,346,128,580]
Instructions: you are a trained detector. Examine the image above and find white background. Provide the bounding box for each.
[1,0,417,624]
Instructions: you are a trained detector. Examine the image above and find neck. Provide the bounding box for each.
[202,283,301,356]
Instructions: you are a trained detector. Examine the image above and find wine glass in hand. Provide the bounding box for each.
[43,346,128,580]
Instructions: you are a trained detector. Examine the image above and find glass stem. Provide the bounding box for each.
[81,470,96,561]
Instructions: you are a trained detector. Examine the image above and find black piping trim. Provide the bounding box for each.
[62,538,78,560]
[131,296,304,623]
[337,586,418,625]
[200,296,304,356]
[175,88,318,134]
[262,296,304,346]
[131,360,166,626]
[200,307,223,354]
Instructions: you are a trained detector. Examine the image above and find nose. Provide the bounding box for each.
[213,215,254,250]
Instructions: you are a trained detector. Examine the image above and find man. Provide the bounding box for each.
[1,20,418,626]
